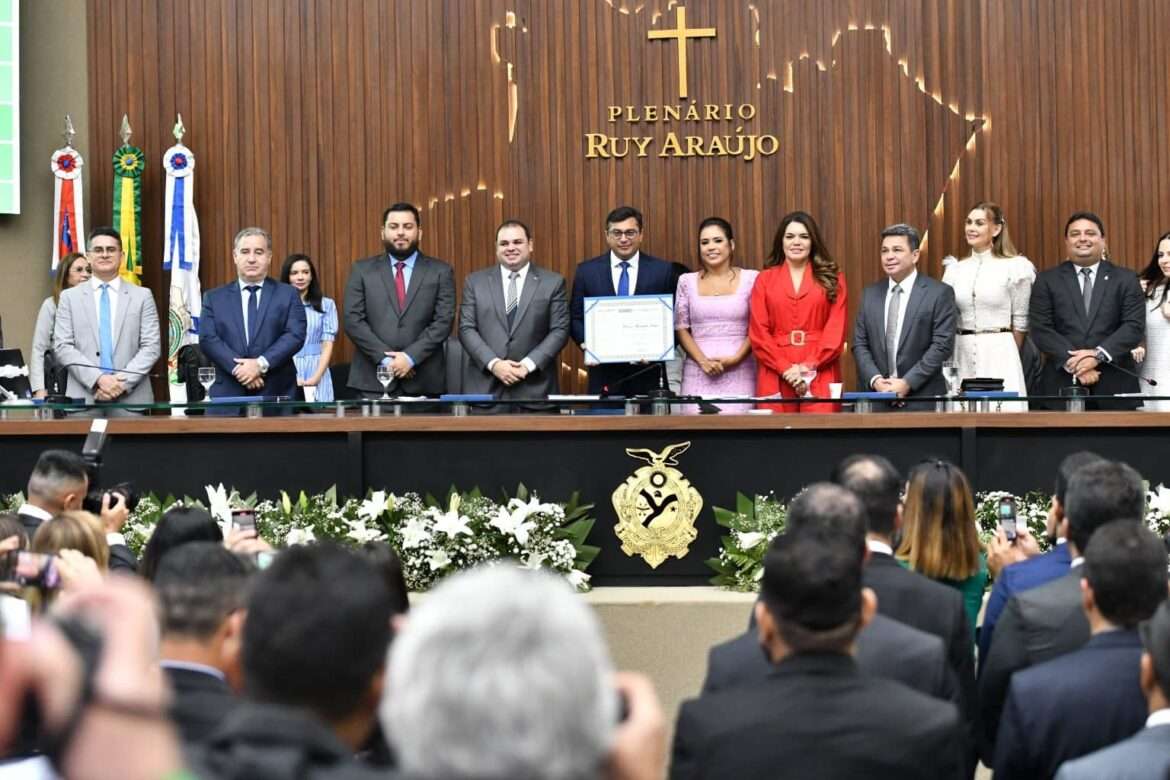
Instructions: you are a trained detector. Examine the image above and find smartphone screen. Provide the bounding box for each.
[998,499,1018,541]
[231,509,256,533]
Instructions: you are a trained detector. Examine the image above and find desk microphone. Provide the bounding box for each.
[62,363,159,378]
[600,361,673,398]
[1068,354,1157,386]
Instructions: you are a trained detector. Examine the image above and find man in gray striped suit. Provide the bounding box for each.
[458,219,569,406]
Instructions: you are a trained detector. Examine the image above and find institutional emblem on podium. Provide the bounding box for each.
[612,442,703,568]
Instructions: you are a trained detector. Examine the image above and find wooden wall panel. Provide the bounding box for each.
[86,0,1170,392]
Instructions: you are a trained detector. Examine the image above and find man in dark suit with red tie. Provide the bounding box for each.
[344,203,456,398]
[1029,211,1145,409]
[569,206,677,395]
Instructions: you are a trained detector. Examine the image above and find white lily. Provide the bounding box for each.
[735,531,766,550]
[346,520,383,544]
[359,491,392,522]
[565,569,591,590]
[205,484,232,535]
[286,527,316,546]
[433,507,473,538]
[427,549,452,571]
[521,550,547,570]
[1149,484,1170,517]
[491,505,536,546]
[400,516,432,549]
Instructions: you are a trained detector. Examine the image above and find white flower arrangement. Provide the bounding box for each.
[21,483,598,592]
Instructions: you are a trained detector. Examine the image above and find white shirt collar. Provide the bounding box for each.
[1146,708,1170,728]
[16,503,52,522]
[889,269,917,292]
[1074,261,1100,277]
[500,262,530,281]
[160,659,227,682]
[866,538,894,556]
[238,278,266,291]
[90,275,122,292]
[610,251,640,269]
[970,248,995,262]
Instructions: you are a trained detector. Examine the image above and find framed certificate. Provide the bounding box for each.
[583,295,675,364]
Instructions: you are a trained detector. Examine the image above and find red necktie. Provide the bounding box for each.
[394,261,407,308]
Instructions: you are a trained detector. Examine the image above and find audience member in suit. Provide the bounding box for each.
[1056,600,1170,780]
[458,219,569,408]
[979,451,1106,664]
[198,227,307,410]
[569,205,679,395]
[30,252,91,397]
[1029,211,1146,409]
[14,449,136,572]
[156,542,253,744]
[382,565,668,780]
[830,455,977,747]
[344,202,456,398]
[53,227,160,411]
[994,521,1167,779]
[704,483,959,707]
[852,223,957,409]
[190,544,397,779]
[671,492,964,780]
[979,459,1147,763]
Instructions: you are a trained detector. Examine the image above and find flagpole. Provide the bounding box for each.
[163,113,202,416]
[49,114,85,273]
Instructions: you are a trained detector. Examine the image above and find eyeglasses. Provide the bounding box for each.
[607,229,641,240]
[88,246,120,255]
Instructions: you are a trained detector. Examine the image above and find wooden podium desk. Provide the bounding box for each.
[3,412,1167,584]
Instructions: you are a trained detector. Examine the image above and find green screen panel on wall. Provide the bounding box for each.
[0,0,18,214]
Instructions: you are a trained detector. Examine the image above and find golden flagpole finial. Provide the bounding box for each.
[172,113,186,143]
[119,114,132,146]
[62,114,76,148]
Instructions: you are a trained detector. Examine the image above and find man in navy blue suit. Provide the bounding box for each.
[979,451,1105,664]
[198,227,306,409]
[993,521,1166,779]
[569,206,678,395]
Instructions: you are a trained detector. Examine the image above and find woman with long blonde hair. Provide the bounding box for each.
[897,459,986,633]
[942,202,1035,398]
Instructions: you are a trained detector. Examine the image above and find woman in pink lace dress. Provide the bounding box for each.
[674,217,759,414]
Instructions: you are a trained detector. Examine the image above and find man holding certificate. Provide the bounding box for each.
[569,206,678,395]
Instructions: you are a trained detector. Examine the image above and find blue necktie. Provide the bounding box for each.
[617,261,630,296]
[246,285,260,345]
[98,284,114,372]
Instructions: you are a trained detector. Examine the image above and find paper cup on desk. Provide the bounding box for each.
[304,385,317,403]
[829,383,843,399]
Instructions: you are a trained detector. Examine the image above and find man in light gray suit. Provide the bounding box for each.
[1056,600,1170,780]
[344,202,456,397]
[852,223,956,408]
[458,220,569,407]
[53,227,160,410]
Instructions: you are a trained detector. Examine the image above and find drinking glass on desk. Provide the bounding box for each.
[942,359,960,396]
[799,367,818,399]
[376,366,394,400]
[197,367,215,400]
[941,359,960,412]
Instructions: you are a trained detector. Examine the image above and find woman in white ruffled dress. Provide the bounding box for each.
[942,202,1035,399]
[1132,230,1170,411]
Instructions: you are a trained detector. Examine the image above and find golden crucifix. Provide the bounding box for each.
[647,6,716,99]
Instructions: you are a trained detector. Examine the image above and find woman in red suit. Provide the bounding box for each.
[749,211,848,413]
